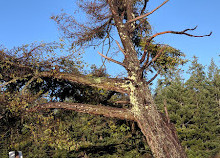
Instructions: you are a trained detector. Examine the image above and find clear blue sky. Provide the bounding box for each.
[0,0,219,76]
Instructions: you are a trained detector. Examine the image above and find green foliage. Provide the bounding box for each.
[0,51,150,157]
[155,57,220,158]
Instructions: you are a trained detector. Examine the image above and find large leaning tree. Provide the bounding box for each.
[0,0,212,157]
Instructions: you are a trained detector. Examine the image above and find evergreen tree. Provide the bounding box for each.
[155,57,220,158]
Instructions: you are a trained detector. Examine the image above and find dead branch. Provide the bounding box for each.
[98,51,126,68]
[147,26,212,43]
[30,102,135,121]
[114,100,130,104]
[126,0,169,24]
[140,44,151,64]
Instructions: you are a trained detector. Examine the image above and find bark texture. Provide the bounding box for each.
[130,83,187,158]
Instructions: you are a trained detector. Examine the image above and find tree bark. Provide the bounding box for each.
[33,102,135,121]
[130,83,187,158]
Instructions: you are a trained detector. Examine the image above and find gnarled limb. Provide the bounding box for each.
[39,71,129,94]
[31,102,135,121]
[0,74,32,89]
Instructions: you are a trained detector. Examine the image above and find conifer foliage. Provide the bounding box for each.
[155,58,220,158]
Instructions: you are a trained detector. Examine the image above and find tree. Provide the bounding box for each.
[154,58,220,158]
[0,0,212,157]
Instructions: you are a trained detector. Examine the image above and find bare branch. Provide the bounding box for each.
[147,26,212,43]
[146,69,161,85]
[126,0,169,24]
[142,46,166,69]
[30,102,135,121]
[39,71,129,94]
[98,51,126,68]
[115,40,126,56]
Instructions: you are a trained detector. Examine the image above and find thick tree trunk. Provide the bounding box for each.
[129,82,187,158]
[137,112,187,158]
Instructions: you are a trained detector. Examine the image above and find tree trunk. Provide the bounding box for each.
[129,81,187,158]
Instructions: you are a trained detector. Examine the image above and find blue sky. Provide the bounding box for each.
[0,0,219,77]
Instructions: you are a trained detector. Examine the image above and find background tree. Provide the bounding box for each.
[155,58,220,158]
